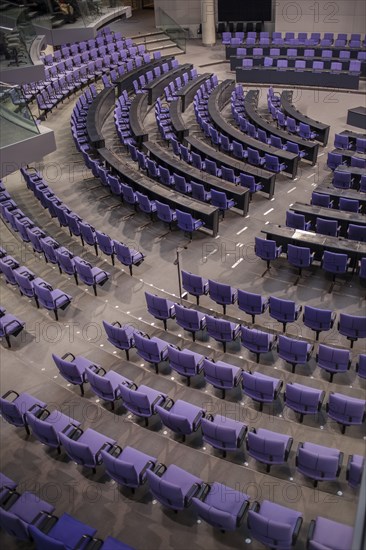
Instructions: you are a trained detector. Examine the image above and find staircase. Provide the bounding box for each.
[130,31,185,57]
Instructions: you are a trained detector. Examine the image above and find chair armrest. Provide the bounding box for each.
[54,294,69,306]
[96,442,115,464]
[31,511,58,531]
[36,407,51,420]
[28,402,46,415]
[194,482,211,502]
[62,352,75,361]
[1,390,19,401]
[185,482,202,506]
[139,460,155,483]
[112,321,122,327]
[108,444,123,458]
[237,425,248,446]
[250,501,260,513]
[307,519,316,546]
[154,463,167,477]
[192,410,204,429]
[205,413,214,422]
[151,394,166,410]
[62,423,83,439]
[74,534,98,550]
[1,319,23,332]
[285,437,293,460]
[295,442,303,465]
[292,516,303,544]
[318,391,326,409]
[337,452,344,476]
[94,366,106,376]
[237,499,250,527]
[162,397,174,410]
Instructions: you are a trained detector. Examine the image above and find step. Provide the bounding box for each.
[129,31,166,40]
[134,35,172,46]
[147,43,184,53]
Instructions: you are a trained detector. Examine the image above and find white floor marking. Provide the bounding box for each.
[287,187,296,193]
[263,208,274,215]
[236,226,247,235]
[307,173,316,178]
[231,258,244,268]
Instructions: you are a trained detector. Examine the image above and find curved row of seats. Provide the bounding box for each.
[241,56,362,75]
[222,31,365,47]
[131,59,187,96]
[311,191,366,213]
[21,167,145,275]
[0,401,359,548]
[285,209,365,242]
[176,273,366,345]
[328,150,366,170]
[334,133,366,153]
[2,381,365,484]
[0,471,132,549]
[329,170,366,192]
[234,46,366,62]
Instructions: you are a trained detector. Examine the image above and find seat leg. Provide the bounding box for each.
[313,480,318,488]
[144,417,149,427]
[111,254,115,266]
[221,389,226,399]
[259,401,264,412]
[299,413,304,423]
[92,467,96,474]
[316,331,320,341]
[341,424,346,435]
[256,352,260,363]
[58,265,62,274]
[282,322,286,332]
[155,364,159,374]
[80,235,85,246]
[350,339,354,349]
[291,364,296,373]
[93,284,97,296]
[129,265,133,276]
[182,434,186,443]
[266,464,271,473]
[74,273,79,285]
[186,377,191,387]
[222,341,226,353]
[223,450,227,458]
[192,332,196,342]
[110,401,115,411]
[329,372,334,383]
[54,309,59,321]
[223,304,226,315]
[79,383,85,396]
[163,319,167,331]
[196,295,199,305]
[94,243,98,256]
[57,445,61,455]
[24,423,30,435]
[251,314,255,324]
[5,334,11,348]
[125,349,130,361]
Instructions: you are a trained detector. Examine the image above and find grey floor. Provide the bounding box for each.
[1,9,365,550]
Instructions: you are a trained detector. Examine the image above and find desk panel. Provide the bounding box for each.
[177,73,212,112]
[226,45,364,60]
[129,92,149,147]
[86,87,116,149]
[289,202,366,237]
[145,64,193,105]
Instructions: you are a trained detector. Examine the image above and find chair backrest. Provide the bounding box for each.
[146,470,183,508]
[242,372,276,398]
[201,418,237,445]
[118,384,151,413]
[103,320,135,349]
[248,509,293,547]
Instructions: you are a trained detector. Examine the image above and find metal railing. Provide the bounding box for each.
[156,7,188,53]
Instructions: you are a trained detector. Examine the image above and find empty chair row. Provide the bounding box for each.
[311,190,366,213]
[327,150,366,170]
[0,471,132,548]
[223,31,365,46]
[235,47,366,61]
[334,133,366,153]
[285,210,366,242]
[330,168,366,191]
[21,167,145,275]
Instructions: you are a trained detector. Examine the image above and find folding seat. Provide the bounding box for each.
[242,371,282,410]
[174,304,206,342]
[286,117,299,134]
[253,47,263,56]
[58,426,116,473]
[321,49,332,58]
[240,327,277,364]
[205,159,221,179]
[337,313,366,348]
[232,140,247,159]
[307,517,354,550]
[247,500,303,549]
[284,382,325,423]
[191,181,211,202]
[208,280,237,314]
[146,464,202,511]
[277,59,288,70]
[201,414,247,457]
[248,147,265,166]
[0,390,46,434]
[237,289,268,323]
[0,256,22,286]
[181,270,208,305]
[302,305,336,341]
[33,279,72,321]
[332,169,352,189]
[192,482,249,532]
[119,382,167,426]
[334,133,351,150]
[247,122,257,139]
[155,201,177,229]
[0,472,17,502]
[242,58,253,69]
[205,316,240,353]
[26,408,80,454]
[269,47,280,57]
[222,32,231,45]
[269,296,302,332]
[351,155,366,169]
[349,41,361,50]
[326,392,365,434]
[278,335,313,373]
[172,173,190,193]
[26,226,46,254]
[74,257,109,296]
[356,354,366,379]
[296,441,343,487]
[347,454,364,488]
[316,217,340,237]
[145,292,176,330]
[355,137,366,154]
[311,191,333,208]
[0,492,55,541]
[276,110,287,129]
[299,122,317,140]
[202,358,242,398]
[286,211,311,232]
[101,445,157,492]
[239,174,263,195]
[286,244,314,283]
[340,49,351,59]
[40,236,60,264]
[167,346,203,386]
[272,32,284,45]
[121,183,138,209]
[78,221,98,255]
[322,251,350,292]
[113,242,143,277]
[102,317,134,357]
[156,398,205,441]
[246,428,293,472]
[176,209,204,238]
[348,224,366,242]
[85,366,133,410]
[133,331,169,373]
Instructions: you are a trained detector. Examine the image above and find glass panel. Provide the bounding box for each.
[157,7,187,53]
[0,84,39,149]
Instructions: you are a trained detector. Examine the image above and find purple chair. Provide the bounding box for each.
[59,426,116,473]
[246,428,293,472]
[317,344,351,382]
[100,445,157,492]
[167,346,204,385]
[210,189,235,217]
[326,392,366,434]
[181,270,208,305]
[346,454,364,488]
[95,231,115,265]
[296,441,343,487]
[334,134,351,150]
[208,280,237,314]
[287,245,314,283]
[237,289,269,323]
[33,279,72,321]
[286,211,312,231]
[307,516,354,550]
[255,237,282,276]
[0,492,55,541]
[28,513,97,549]
[201,414,247,457]
[113,241,144,276]
[284,382,325,423]
[242,371,283,410]
[205,315,240,353]
[156,398,205,441]
[322,251,350,292]
[74,257,109,296]
[202,358,242,398]
[299,122,317,140]
[356,354,366,379]
[316,217,340,237]
[146,463,202,511]
[247,500,303,550]
[192,482,249,532]
[269,296,302,332]
[85,366,132,410]
[174,304,206,342]
[278,335,313,373]
[79,221,98,255]
[311,192,333,208]
[240,327,277,364]
[0,472,16,502]
[145,292,175,330]
[0,309,25,348]
[0,390,46,435]
[25,409,80,454]
[102,321,136,360]
[133,332,169,373]
[337,313,366,348]
[119,382,166,426]
[52,352,100,395]
[176,209,204,238]
[303,305,336,340]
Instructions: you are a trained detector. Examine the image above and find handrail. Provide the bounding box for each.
[156,7,188,53]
